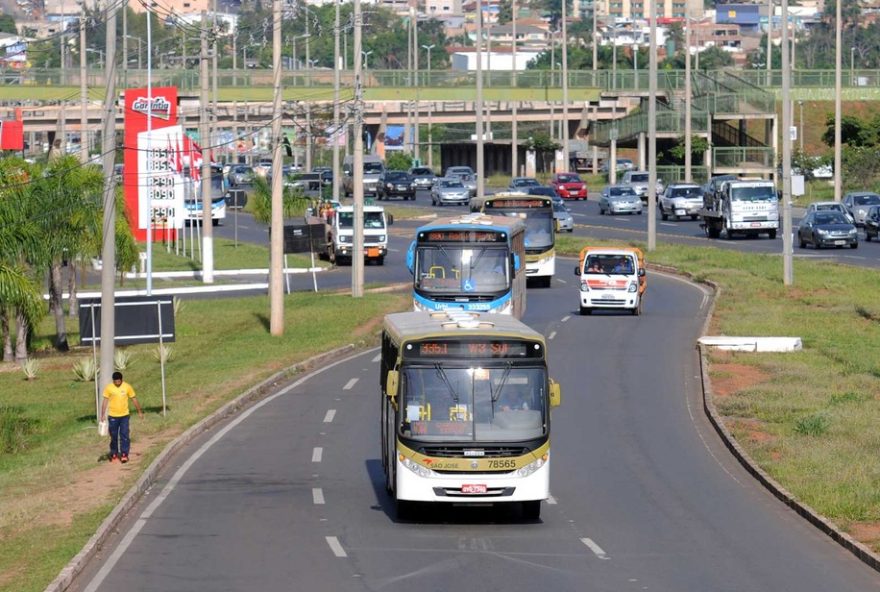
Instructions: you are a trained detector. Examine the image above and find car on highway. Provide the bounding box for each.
[805,201,854,224]
[842,191,880,227]
[620,170,665,202]
[659,183,704,221]
[865,205,880,241]
[431,177,471,206]
[550,172,588,200]
[704,174,738,200]
[797,210,859,249]
[444,166,477,196]
[598,185,643,215]
[527,186,563,205]
[552,200,574,232]
[228,164,254,187]
[599,158,634,174]
[380,170,415,200]
[410,166,436,190]
[312,166,333,186]
[508,177,542,192]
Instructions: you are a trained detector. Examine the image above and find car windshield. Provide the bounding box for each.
[415,246,510,294]
[386,172,409,181]
[513,179,540,187]
[813,203,843,211]
[671,186,703,198]
[364,162,383,174]
[337,211,385,229]
[630,174,649,183]
[441,179,464,188]
[853,194,880,206]
[730,186,775,201]
[609,187,637,197]
[448,168,473,176]
[814,213,850,225]
[584,254,635,275]
[412,168,433,176]
[553,202,568,214]
[400,366,547,442]
[557,174,581,183]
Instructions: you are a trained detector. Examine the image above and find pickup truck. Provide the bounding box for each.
[309,205,393,265]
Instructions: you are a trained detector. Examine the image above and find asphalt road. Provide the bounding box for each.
[70,271,880,591]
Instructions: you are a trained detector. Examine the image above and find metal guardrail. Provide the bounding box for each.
[712,147,774,170]
[657,165,710,184]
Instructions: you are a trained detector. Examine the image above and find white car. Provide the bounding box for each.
[659,183,704,221]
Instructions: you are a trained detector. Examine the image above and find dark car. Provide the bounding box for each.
[797,210,859,249]
[865,205,880,241]
[527,186,562,204]
[380,170,415,200]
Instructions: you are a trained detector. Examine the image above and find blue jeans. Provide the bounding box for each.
[108,415,130,456]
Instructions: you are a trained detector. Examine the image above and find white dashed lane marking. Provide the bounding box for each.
[343,378,359,390]
[326,536,348,557]
[313,488,325,505]
[548,331,557,340]
[561,315,571,322]
[312,447,323,463]
[323,410,336,423]
[581,538,610,560]
[372,353,381,363]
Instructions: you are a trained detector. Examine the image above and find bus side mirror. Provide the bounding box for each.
[511,253,521,272]
[406,241,415,274]
[386,370,399,400]
[638,268,646,277]
[387,214,394,225]
[549,379,561,408]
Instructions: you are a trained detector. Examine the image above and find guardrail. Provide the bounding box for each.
[657,165,710,184]
[712,147,775,170]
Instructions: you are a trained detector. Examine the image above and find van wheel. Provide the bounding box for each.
[632,302,642,316]
[377,256,385,266]
[580,306,591,316]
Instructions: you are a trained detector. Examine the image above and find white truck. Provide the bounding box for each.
[700,179,779,239]
[574,246,646,316]
[310,205,393,265]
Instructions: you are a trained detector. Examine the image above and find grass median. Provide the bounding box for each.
[0,290,411,592]
[557,233,880,552]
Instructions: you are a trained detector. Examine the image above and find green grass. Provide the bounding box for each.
[0,290,411,592]
[556,235,880,537]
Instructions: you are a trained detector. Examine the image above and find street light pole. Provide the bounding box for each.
[423,43,435,169]
[476,0,485,200]
[512,0,518,176]
[270,0,284,333]
[333,0,341,201]
[561,0,569,174]
[685,12,692,182]
[353,0,365,298]
[834,0,843,201]
[782,0,793,284]
[647,0,657,251]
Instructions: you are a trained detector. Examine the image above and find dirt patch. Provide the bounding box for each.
[351,316,384,340]
[710,362,771,398]
[846,522,880,551]
[729,417,775,446]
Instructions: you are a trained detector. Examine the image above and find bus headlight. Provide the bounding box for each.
[516,454,547,478]
[401,455,434,478]
[338,235,350,243]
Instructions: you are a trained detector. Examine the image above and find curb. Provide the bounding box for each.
[44,342,360,592]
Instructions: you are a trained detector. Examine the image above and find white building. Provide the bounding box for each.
[451,49,544,71]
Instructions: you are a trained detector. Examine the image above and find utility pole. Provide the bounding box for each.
[200,11,214,284]
[353,0,365,297]
[766,0,772,86]
[511,0,518,177]
[424,44,435,169]
[684,11,692,182]
[270,0,284,333]
[332,0,341,201]
[306,17,313,172]
[212,0,219,163]
[782,0,793,284]
[413,7,420,162]
[833,0,842,202]
[80,9,88,164]
[122,2,127,85]
[592,3,598,74]
[561,0,569,174]
[647,0,657,251]
[99,1,118,414]
[475,0,484,200]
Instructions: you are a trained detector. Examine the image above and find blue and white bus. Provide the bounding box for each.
[406,213,527,318]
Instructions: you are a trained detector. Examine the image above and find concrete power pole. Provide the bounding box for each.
[684,12,692,183]
[647,0,657,251]
[200,12,214,284]
[352,0,365,297]
[305,17,312,172]
[270,0,285,333]
[561,0,569,174]
[833,0,842,202]
[781,0,793,285]
[475,0,484,200]
[80,9,88,164]
[332,0,341,202]
[99,2,118,411]
[511,0,518,177]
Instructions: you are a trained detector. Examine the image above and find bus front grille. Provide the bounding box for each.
[418,446,530,458]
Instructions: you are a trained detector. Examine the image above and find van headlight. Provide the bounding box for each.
[628,282,638,293]
[338,235,350,243]
[516,454,547,478]
[580,281,589,292]
[378,235,386,242]
[401,455,434,478]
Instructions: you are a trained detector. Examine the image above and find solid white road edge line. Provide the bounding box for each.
[312,447,323,462]
[581,538,610,560]
[81,350,376,591]
[326,536,348,558]
[343,378,359,390]
[323,410,336,423]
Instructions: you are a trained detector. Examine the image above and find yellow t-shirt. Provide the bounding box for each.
[103,382,136,417]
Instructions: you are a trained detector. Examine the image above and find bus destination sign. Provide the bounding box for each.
[485,199,549,209]
[408,339,542,359]
[420,230,507,243]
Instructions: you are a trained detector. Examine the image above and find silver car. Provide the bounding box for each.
[599,185,643,215]
[553,201,574,232]
[431,178,470,206]
[842,192,880,227]
[410,166,436,189]
[445,166,477,197]
[659,183,704,220]
[509,177,542,192]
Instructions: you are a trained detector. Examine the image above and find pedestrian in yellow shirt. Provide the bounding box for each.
[100,371,144,464]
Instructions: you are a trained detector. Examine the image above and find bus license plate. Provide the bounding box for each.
[461,484,487,494]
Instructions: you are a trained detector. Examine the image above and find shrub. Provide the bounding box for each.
[72,357,99,382]
[153,344,174,364]
[20,358,39,381]
[114,349,134,371]
[794,414,830,437]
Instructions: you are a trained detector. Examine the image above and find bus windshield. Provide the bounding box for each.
[520,211,554,250]
[415,246,510,294]
[400,366,547,442]
[338,211,385,229]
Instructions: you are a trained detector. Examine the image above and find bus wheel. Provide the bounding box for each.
[521,500,541,520]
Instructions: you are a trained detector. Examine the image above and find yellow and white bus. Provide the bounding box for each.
[479,194,556,287]
[380,311,562,520]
